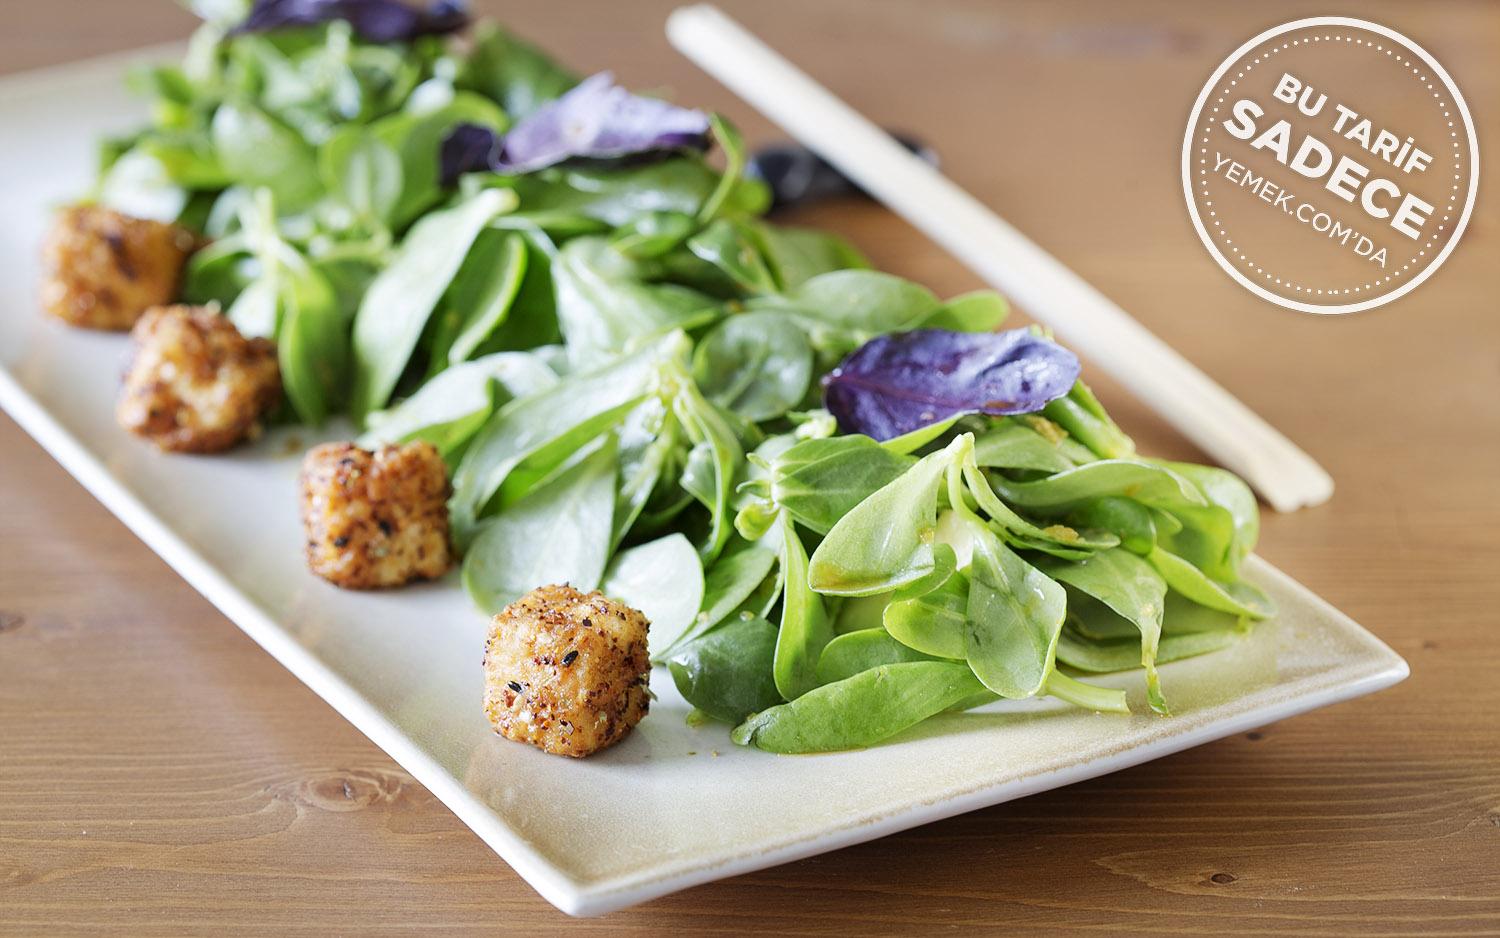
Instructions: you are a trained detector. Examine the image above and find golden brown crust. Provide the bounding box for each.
[300,441,453,590]
[116,305,281,453]
[41,205,196,330]
[482,585,651,758]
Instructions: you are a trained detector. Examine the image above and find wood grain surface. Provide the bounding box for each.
[2,1,1497,933]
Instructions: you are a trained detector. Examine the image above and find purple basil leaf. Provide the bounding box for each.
[822,328,1081,441]
[230,0,469,43]
[439,123,502,186]
[440,72,710,182]
[750,134,938,211]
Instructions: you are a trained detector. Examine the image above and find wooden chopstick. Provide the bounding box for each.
[666,4,1334,512]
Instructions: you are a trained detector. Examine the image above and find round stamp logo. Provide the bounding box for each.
[1183,17,1478,313]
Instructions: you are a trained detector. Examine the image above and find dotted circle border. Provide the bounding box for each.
[1181,17,1479,315]
[1195,34,1461,295]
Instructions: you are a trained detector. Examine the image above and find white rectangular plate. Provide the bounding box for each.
[0,49,1408,917]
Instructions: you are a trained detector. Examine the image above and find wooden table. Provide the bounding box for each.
[3,1,1497,933]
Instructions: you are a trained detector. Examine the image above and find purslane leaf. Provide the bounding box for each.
[360,350,558,456]
[773,512,833,700]
[602,533,704,660]
[461,436,618,613]
[883,566,969,660]
[551,236,717,368]
[1147,548,1274,620]
[667,616,782,726]
[278,263,348,425]
[732,662,989,753]
[806,437,963,596]
[350,188,514,419]
[449,330,687,545]
[1039,549,1170,713]
[769,434,915,534]
[816,629,944,686]
[693,310,812,422]
[660,540,778,658]
[963,518,1067,700]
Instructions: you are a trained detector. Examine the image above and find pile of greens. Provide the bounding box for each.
[100,0,1272,753]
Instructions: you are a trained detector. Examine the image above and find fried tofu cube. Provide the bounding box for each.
[300,441,453,590]
[116,305,281,453]
[483,584,651,758]
[41,205,196,330]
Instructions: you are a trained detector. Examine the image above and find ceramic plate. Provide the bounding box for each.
[0,49,1408,916]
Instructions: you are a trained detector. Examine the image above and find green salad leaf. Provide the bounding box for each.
[806,438,961,596]
[351,187,515,419]
[602,533,704,659]
[667,616,782,726]
[772,512,833,700]
[462,436,618,613]
[732,662,990,754]
[1041,549,1169,713]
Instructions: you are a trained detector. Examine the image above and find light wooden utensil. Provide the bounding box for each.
[666,4,1334,512]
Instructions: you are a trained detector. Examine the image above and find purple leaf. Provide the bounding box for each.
[230,0,468,43]
[750,134,938,210]
[439,72,710,182]
[439,123,501,186]
[822,328,1081,441]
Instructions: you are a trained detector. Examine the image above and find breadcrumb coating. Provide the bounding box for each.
[116,305,281,453]
[41,205,195,330]
[300,442,454,589]
[483,584,651,758]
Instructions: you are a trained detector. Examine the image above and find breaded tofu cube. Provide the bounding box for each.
[116,305,282,453]
[300,441,453,589]
[483,585,651,758]
[41,205,196,330]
